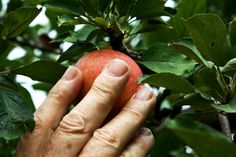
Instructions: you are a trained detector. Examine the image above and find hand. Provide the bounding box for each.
[16,59,156,157]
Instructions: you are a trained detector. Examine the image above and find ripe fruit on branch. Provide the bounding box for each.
[76,49,142,118]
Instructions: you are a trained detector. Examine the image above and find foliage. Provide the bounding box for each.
[1,0,236,156]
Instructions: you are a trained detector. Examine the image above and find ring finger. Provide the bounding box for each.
[78,86,156,157]
[119,128,154,157]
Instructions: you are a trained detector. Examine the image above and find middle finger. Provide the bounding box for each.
[46,59,129,157]
[78,86,156,157]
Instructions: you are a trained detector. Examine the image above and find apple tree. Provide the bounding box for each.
[1,0,236,156]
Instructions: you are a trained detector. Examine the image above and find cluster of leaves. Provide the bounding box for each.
[1,0,236,156]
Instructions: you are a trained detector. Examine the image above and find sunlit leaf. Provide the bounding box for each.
[2,7,41,38]
[64,25,97,43]
[170,38,212,67]
[138,43,197,75]
[57,15,89,27]
[142,73,194,93]
[11,60,67,84]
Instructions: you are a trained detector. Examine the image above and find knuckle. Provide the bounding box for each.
[48,82,68,102]
[57,112,90,134]
[92,128,120,148]
[90,80,114,102]
[122,107,144,122]
[34,112,46,129]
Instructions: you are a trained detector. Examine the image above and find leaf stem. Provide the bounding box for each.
[218,113,232,141]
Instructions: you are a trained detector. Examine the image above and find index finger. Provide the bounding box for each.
[34,66,83,130]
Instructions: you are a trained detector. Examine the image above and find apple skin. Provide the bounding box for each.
[75,49,142,118]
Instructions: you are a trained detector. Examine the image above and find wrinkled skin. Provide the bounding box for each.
[16,59,156,157]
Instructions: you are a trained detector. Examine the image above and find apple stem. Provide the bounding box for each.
[107,28,125,51]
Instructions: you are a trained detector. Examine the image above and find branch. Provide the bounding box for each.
[0,71,10,75]
[218,113,232,141]
[9,38,62,55]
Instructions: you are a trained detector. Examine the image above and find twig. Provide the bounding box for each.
[218,113,232,141]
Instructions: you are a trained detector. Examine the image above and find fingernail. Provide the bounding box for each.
[107,59,129,77]
[139,128,152,136]
[61,66,79,81]
[134,86,153,101]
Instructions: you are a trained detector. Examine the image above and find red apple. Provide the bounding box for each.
[75,49,142,118]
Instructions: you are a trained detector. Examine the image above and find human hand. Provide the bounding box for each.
[16,59,156,157]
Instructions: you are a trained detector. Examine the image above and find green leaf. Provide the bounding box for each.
[86,29,108,44]
[0,77,34,140]
[94,17,110,29]
[2,7,42,38]
[131,0,166,19]
[115,0,135,17]
[142,73,194,93]
[184,14,231,66]
[229,20,236,47]
[11,60,67,84]
[32,82,53,93]
[177,0,207,18]
[212,95,236,113]
[47,0,84,16]
[140,0,207,45]
[57,15,89,27]
[58,43,97,62]
[170,146,199,157]
[168,0,207,41]
[166,117,236,157]
[131,18,172,34]
[222,58,236,77]
[0,1,2,12]
[0,76,18,92]
[99,0,111,13]
[45,6,75,36]
[161,94,184,110]
[138,43,197,75]
[24,0,44,6]
[0,89,35,140]
[194,67,224,100]
[0,138,18,157]
[173,93,213,111]
[151,129,184,157]
[64,25,97,43]
[80,0,101,17]
[17,85,35,112]
[170,38,212,67]
[6,0,23,13]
